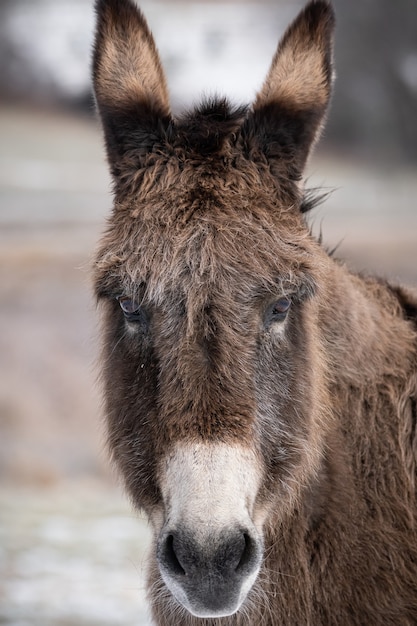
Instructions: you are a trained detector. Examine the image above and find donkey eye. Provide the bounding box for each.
[118,296,145,322]
[268,297,291,322]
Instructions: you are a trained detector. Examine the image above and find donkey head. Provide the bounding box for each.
[93,0,334,618]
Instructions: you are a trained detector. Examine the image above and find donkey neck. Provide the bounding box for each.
[303,259,417,533]
[321,261,415,387]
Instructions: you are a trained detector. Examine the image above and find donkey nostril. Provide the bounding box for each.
[159,529,261,582]
[164,534,186,576]
[235,532,255,574]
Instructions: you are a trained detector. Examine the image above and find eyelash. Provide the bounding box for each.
[117,296,148,325]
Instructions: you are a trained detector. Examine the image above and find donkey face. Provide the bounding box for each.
[93,0,334,618]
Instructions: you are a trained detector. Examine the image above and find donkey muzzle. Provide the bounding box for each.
[157,525,263,618]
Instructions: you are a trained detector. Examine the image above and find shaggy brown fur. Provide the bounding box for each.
[92,0,417,624]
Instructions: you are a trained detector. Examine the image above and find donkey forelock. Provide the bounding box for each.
[93,98,325,303]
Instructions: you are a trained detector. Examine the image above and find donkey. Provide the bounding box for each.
[92,0,417,623]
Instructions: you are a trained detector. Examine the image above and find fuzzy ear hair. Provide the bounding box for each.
[93,0,172,176]
[245,0,335,176]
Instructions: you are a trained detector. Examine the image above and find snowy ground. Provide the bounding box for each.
[0,485,153,626]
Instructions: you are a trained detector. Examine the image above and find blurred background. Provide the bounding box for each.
[0,1,416,624]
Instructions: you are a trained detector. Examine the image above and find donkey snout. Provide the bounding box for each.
[157,527,262,618]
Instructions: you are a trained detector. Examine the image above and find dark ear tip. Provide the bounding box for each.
[94,0,114,15]
[278,0,335,56]
[94,0,139,21]
[302,0,336,30]
[94,0,130,9]
[304,0,335,16]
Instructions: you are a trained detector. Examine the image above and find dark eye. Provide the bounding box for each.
[268,297,291,322]
[118,296,146,324]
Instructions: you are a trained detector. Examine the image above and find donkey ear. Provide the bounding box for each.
[93,0,171,176]
[247,0,335,175]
